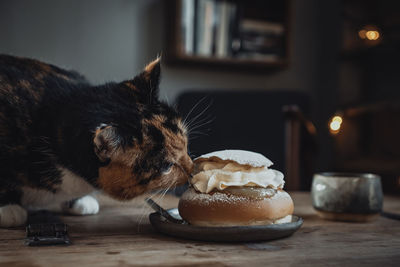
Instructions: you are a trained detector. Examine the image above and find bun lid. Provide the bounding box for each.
[194,149,273,168]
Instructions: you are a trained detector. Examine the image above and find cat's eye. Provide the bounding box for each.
[161,162,174,174]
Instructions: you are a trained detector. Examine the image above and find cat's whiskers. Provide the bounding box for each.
[154,184,172,207]
[188,124,212,142]
[189,130,211,137]
[136,183,174,231]
[185,99,213,130]
[185,105,214,144]
[136,189,163,231]
[182,96,208,127]
[188,116,214,133]
[163,93,171,106]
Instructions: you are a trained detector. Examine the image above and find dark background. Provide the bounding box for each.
[0,0,399,193]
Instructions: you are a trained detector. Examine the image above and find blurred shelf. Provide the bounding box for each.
[165,0,290,71]
[165,53,288,71]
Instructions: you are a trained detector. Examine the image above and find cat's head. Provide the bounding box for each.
[93,58,193,200]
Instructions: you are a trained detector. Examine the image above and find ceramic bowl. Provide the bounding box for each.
[311,172,383,221]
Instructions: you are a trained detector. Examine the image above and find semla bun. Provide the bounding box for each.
[178,150,294,226]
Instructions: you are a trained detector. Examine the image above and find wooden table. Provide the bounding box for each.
[1,192,399,267]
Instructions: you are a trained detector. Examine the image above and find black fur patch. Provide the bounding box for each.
[0,55,187,205]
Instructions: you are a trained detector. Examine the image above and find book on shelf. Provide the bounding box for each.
[181,0,195,54]
[181,0,237,58]
[240,19,285,36]
[179,0,286,61]
[237,19,285,59]
[196,0,215,56]
[215,0,236,58]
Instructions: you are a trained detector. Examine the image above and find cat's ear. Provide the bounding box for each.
[142,56,161,87]
[127,57,161,104]
[93,124,120,161]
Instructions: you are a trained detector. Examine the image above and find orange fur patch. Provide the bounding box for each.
[123,82,138,91]
[143,57,161,81]
[143,116,192,174]
[97,115,192,200]
[18,80,31,89]
[98,162,143,200]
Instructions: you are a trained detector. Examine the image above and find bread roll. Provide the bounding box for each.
[179,187,294,226]
[178,150,294,226]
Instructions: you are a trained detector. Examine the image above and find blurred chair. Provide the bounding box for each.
[333,101,400,194]
[175,90,317,193]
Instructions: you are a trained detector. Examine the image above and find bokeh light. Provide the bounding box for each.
[365,30,380,40]
[329,115,343,134]
[358,26,381,42]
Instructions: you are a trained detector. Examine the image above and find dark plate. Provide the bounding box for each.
[149,208,303,242]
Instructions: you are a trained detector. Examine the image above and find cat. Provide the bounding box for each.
[0,55,193,227]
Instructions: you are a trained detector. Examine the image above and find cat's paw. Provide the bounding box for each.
[0,204,27,227]
[64,195,99,215]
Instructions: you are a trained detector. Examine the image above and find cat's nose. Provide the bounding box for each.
[180,154,193,176]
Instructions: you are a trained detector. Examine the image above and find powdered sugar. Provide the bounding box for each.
[269,190,291,201]
[194,150,273,168]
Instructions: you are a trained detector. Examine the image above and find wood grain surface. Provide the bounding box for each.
[0,192,399,267]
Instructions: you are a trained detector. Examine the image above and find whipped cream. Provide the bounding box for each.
[191,161,285,193]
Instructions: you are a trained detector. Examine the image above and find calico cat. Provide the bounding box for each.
[0,55,193,227]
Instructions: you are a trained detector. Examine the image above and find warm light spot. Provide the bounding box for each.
[329,115,343,134]
[332,115,343,124]
[365,30,380,41]
[330,121,341,131]
[358,29,367,39]
[358,26,381,42]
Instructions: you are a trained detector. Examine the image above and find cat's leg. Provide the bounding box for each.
[62,195,99,215]
[0,189,27,227]
[0,204,27,227]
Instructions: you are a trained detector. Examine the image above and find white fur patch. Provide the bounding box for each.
[0,204,27,227]
[66,195,100,215]
[21,167,95,211]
